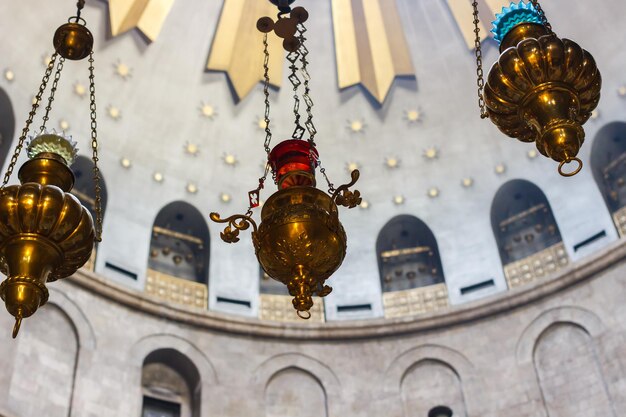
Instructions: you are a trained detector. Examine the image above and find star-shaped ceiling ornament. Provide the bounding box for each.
[427,187,440,198]
[527,149,538,159]
[495,163,507,175]
[222,153,238,166]
[461,177,474,188]
[404,108,423,124]
[199,103,217,119]
[346,162,360,174]
[74,82,87,98]
[347,119,366,134]
[184,142,200,157]
[256,117,269,131]
[359,200,370,210]
[385,157,400,169]
[590,109,600,120]
[186,183,198,194]
[618,85,626,97]
[59,120,70,131]
[153,172,164,183]
[220,193,232,203]
[107,105,122,120]
[423,146,439,160]
[393,195,405,205]
[42,55,53,68]
[4,69,15,82]
[114,61,132,80]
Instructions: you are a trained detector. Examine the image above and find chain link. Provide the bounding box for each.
[88,52,103,242]
[286,30,305,140]
[472,0,489,119]
[262,34,273,155]
[298,23,317,144]
[1,53,59,189]
[530,0,553,33]
[40,57,65,131]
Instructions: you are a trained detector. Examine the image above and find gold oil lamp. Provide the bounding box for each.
[0,0,103,338]
[471,0,601,176]
[211,1,361,319]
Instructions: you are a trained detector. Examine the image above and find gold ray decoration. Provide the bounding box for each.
[106,0,176,41]
[207,0,283,102]
[445,0,510,49]
[331,0,414,104]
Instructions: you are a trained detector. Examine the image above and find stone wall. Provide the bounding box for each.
[1,240,625,417]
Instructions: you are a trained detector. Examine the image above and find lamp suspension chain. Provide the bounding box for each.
[299,23,316,143]
[88,51,103,242]
[40,57,66,131]
[76,0,86,19]
[262,33,273,155]
[287,42,305,140]
[471,0,488,119]
[529,0,552,33]
[1,53,59,188]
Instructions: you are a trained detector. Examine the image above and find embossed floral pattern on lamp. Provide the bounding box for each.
[211,1,361,320]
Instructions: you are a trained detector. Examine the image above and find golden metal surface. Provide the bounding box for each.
[504,242,568,288]
[211,171,361,319]
[259,294,325,323]
[0,155,94,337]
[53,22,94,60]
[145,269,208,310]
[207,0,283,101]
[331,0,414,103]
[381,246,431,259]
[255,186,347,315]
[383,283,449,319]
[484,24,602,174]
[446,0,509,49]
[107,0,176,42]
[152,226,204,245]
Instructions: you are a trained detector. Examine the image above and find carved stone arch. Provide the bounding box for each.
[384,344,474,392]
[384,345,476,417]
[253,352,341,392]
[48,286,97,350]
[515,306,605,365]
[130,333,218,385]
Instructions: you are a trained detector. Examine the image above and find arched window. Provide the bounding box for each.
[428,406,454,417]
[142,348,201,417]
[590,122,626,235]
[377,215,448,318]
[259,267,325,322]
[70,156,108,271]
[146,202,209,309]
[491,180,568,288]
[0,87,16,170]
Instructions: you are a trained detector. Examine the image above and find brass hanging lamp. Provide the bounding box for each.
[211,0,361,319]
[0,0,103,337]
[471,0,601,176]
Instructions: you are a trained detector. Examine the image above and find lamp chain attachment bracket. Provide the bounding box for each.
[471,0,489,120]
[1,53,59,190]
[331,170,362,209]
[209,213,259,245]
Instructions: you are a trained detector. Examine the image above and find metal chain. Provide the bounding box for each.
[471,0,489,119]
[529,0,553,33]
[298,23,317,144]
[244,33,274,213]
[88,52,103,242]
[262,34,273,155]
[40,57,66,131]
[76,0,85,19]
[286,30,305,139]
[1,53,59,188]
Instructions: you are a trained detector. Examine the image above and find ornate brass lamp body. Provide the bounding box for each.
[0,0,103,337]
[211,2,361,319]
[472,1,601,176]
